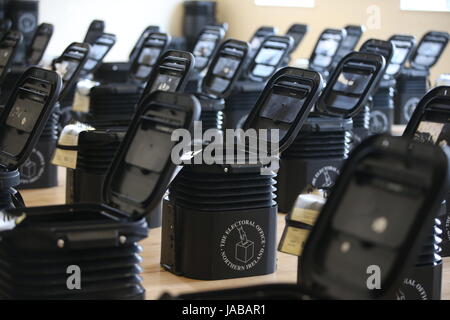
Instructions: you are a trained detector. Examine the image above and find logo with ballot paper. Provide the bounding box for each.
[220,220,266,271]
[20,149,45,184]
[312,166,339,189]
[395,278,428,300]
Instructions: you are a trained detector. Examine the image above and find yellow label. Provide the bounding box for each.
[51,123,94,169]
[279,227,310,256]
[72,79,99,113]
[52,149,78,169]
[72,91,90,113]
[291,207,319,226]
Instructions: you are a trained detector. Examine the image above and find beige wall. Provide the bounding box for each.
[216,0,450,82]
[39,0,184,62]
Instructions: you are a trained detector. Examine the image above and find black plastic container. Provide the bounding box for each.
[18,104,59,189]
[353,38,394,141]
[1,23,53,109]
[390,203,445,300]
[183,1,217,50]
[388,34,416,77]
[63,51,194,206]
[358,39,393,78]
[277,51,386,213]
[0,169,23,211]
[83,33,170,129]
[52,42,90,105]
[93,62,130,84]
[64,34,115,127]
[400,86,450,299]
[369,81,395,135]
[195,39,249,133]
[248,26,277,59]
[300,135,450,299]
[0,66,61,204]
[351,104,371,145]
[26,22,53,66]
[0,30,22,92]
[192,25,225,73]
[79,32,116,78]
[128,32,170,85]
[77,49,193,130]
[333,25,365,65]
[17,42,89,190]
[395,69,429,125]
[370,35,415,132]
[362,38,422,136]
[68,32,116,119]
[233,26,276,92]
[225,35,293,129]
[59,50,195,230]
[65,129,124,204]
[140,50,194,100]
[283,23,308,65]
[5,0,38,65]
[128,25,161,65]
[308,28,346,80]
[395,31,449,124]
[83,19,105,45]
[0,90,200,300]
[0,32,23,107]
[86,48,189,130]
[162,135,450,300]
[64,129,161,230]
[94,26,160,84]
[185,25,225,94]
[161,67,323,281]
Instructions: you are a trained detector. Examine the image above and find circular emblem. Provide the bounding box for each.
[395,278,428,300]
[220,220,266,271]
[369,110,389,134]
[445,215,450,242]
[18,13,37,34]
[312,166,340,189]
[19,148,45,184]
[403,97,421,121]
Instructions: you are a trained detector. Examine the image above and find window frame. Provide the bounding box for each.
[254,0,315,8]
[400,0,450,12]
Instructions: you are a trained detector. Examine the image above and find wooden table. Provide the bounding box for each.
[18,125,450,300]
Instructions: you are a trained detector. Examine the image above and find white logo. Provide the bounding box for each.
[403,97,421,121]
[20,149,45,184]
[220,220,266,271]
[395,278,428,300]
[369,110,389,134]
[312,166,340,189]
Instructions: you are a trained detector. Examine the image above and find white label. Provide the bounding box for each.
[72,79,99,113]
[220,220,266,271]
[51,123,94,169]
